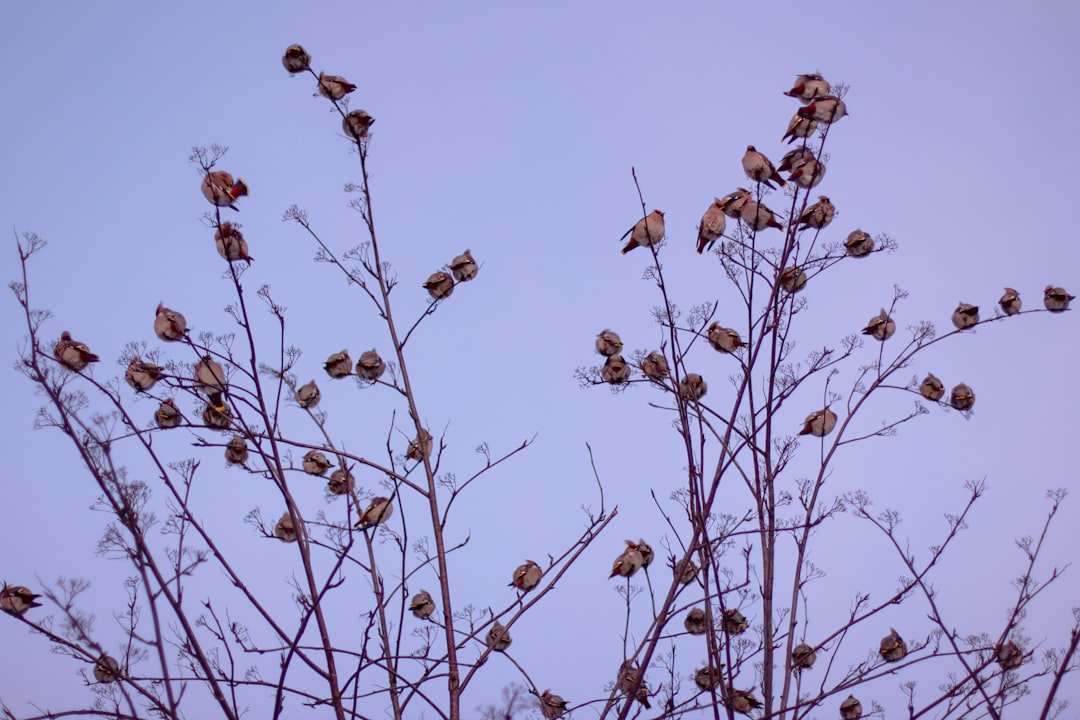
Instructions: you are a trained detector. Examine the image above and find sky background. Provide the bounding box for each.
[2,2,1079,717]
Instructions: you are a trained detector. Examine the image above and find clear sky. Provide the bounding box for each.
[2,2,1079,717]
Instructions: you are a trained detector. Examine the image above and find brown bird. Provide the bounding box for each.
[862,308,895,341]
[740,199,784,231]
[324,349,352,379]
[717,188,752,218]
[799,408,837,437]
[679,373,708,401]
[296,380,320,409]
[54,331,100,370]
[274,511,298,543]
[951,302,980,330]
[327,468,355,495]
[784,72,830,104]
[194,355,228,410]
[798,96,848,124]
[779,266,808,294]
[684,607,708,635]
[950,383,975,411]
[641,351,669,381]
[609,540,645,579]
[617,661,651,709]
[742,145,786,188]
[486,620,512,651]
[423,271,455,300]
[707,323,745,353]
[125,358,163,393]
[154,303,187,342]
[202,402,232,430]
[601,355,631,384]
[794,196,835,230]
[302,450,332,476]
[406,428,433,461]
[676,558,698,585]
[449,249,479,282]
[726,689,762,715]
[224,436,249,465]
[215,222,254,263]
[620,210,666,254]
[1,584,42,616]
[839,694,863,719]
[93,654,121,684]
[1044,285,1074,312]
[694,665,722,691]
[636,539,654,568]
[777,146,815,174]
[315,71,357,101]
[792,642,817,670]
[509,559,542,592]
[595,329,623,356]
[996,640,1023,670]
[999,288,1022,316]
[202,171,249,211]
[919,373,945,401]
[697,199,728,254]
[539,689,569,719]
[781,113,818,144]
[356,497,394,529]
[355,349,386,381]
[880,627,907,662]
[788,156,826,188]
[723,608,748,635]
[342,109,375,140]
[844,229,874,258]
[155,399,183,429]
[409,590,436,620]
[281,44,311,74]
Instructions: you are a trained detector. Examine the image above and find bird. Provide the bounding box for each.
[601,355,631,384]
[274,511,298,542]
[919,373,945,401]
[302,450,332,476]
[684,607,708,635]
[996,641,1023,670]
[617,661,651,709]
[788,157,826,188]
[636,539,654,568]
[845,229,874,257]
[327,469,355,495]
[620,210,666,254]
[315,72,357,101]
[449,249,478,282]
[694,665,722,691]
[723,608,748,635]
[324,349,352,379]
[54,331,100,370]
[423,271,455,300]
[1044,285,1074,312]
[641,351,669,382]
[281,44,311,74]
[792,642,817,670]
[155,399,183,429]
[784,72,830,103]
[1,584,42,616]
[880,628,907,662]
[799,408,838,437]
[839,694,863,719]
[781,113,818,144]
[951,302,980,330]
[486,621,512,651]
[727,689,762,715]
[676,558,698,585]
[202,402,232,430]
[697,199,728,254]
[296,380,320,409]
[779,266,808,294]
[93,654,121,684]
[862,308,895,341]
[406,429,433,461]
[707,323,745,353]
[194,355,228,410]
[215,222,254,263]
[409,590,436,620]
[717,188,752,218]
[509,559,542,592]
[356,497,394,529]
[742,145,786,188]
[739,200,784,231]
[595,329,623,356]
[355,349,386,381]
[794,196,836,230]
[224,436,248,465]
[539,689,569,719]
[154,303,187,342]
[610,540,645,579]
[999,288,1022,316]
[125,358,163,393]
[342,109,375,140]
[679,373,708,401]
[777,146,815,174]
[950,383,975,411]
[798,96,848,124]
[201,171,249,211]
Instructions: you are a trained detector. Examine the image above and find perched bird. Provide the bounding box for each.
[844,229,874,257]
[951,302,980,330]
[697,199,728,254]
[486,621,512,651]
[215,222,253,263]
[707,323,745,353]
[93,654,121,684]
[355,349,386,381]
[324,349,352,379]
[781,113,818,144]
[792,642,817,670]
[862,308,895,341]
[1,584,42,616]
[694,665,722,691]
[676,558,698,585]
[224,436,249,465]
[610,540,645,579]
[342,109,375,140]
[999,288,1022,316]
[839,694,863,719]
[717,188,751,218]
[617,661,651,709]
[950,383,975,411]
[449,249,478,282]
[509,559,542,592]
[784,72,830,103]
[723,608,748,635]
[194,355,228,410]
[54,331,100,370]
[202,402,232,430]
[201,171,249,211]
[406,428,433,461]
[919,373,945,401]
[679,373,708,401]
[726,689,762,715]
[125,358,163,393]
[302,450,332,476]
[595,329,623,357]
[315,71,357,101]
[684,607,708,635]
[798,96,848,124]
[1044,285,1074,312]
[154,303,187,342]
[409,590,436,620]
[539,689,569,720]
[777,146,815,174]
[740,199,784,231]
[601,355,631,384]
[996,640,1023,670]
[788,157,826,188]
[779,266,808,294]
[327,469,355,495]
[296,380,320,409]
[155,399,183,429]
[274,511,298,542]
[423,271,455,300]
[742,145,786,188]
[281,44,311,74]
[794,196,836,230]
[620,210,666,254]
[799,407,838,437]
[636,539,654,568]
[356,497,394,529]
[880,628,907,662]
[641,351,669,382]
